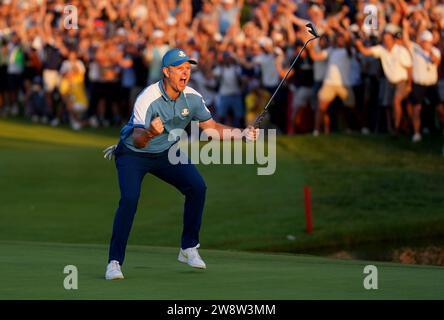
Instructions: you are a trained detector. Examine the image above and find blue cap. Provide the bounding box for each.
[161,48,197,68]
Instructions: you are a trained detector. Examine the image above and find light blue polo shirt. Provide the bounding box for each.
[120,80,212,153]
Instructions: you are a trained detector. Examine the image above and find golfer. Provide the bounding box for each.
[103,48,259,280]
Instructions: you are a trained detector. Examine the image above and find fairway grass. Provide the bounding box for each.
[1,119,444,300]
[0,241,443,300]
[1,119,444,254]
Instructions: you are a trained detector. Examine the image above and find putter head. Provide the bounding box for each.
[306,23,320,38]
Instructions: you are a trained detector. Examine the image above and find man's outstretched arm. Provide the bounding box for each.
[198,118,259,141]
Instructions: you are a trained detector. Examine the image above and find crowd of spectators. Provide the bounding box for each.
[1,0,444,142]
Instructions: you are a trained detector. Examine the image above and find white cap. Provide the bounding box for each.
[419,30,433,42]
[116,28,127,36]
[309,4,322,12]
[166,16,177,26]
[258,36,273,47]
[349,24,360,33]
[152,30,165,38]
[214,32,223,42]
[408,4,423,14]
[384,23,401,35]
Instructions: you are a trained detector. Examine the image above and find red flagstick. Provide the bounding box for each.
[304,185,313,234]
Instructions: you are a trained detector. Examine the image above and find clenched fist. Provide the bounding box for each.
[148,116,164,137]
[245,125,260,142]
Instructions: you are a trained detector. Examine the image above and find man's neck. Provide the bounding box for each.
[163,79,180,100]
[385,43,395,51]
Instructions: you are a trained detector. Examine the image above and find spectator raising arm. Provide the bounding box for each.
[103,0,118,22]
[354,38,375,57]
[402,18,413,50]
[275,48,294,79]
[307,42,328,61]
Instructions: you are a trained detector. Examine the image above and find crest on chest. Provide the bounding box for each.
[180,108,190,116]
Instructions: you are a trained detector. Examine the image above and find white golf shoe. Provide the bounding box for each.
[178,245,206,269]
[105,260,124,280]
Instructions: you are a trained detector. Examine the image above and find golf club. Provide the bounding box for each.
[254,23,320,128]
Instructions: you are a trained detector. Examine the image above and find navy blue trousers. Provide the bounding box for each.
[108,143,207,264]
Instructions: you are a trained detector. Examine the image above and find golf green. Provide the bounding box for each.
[2,119,444,301]
[0,241,442,299]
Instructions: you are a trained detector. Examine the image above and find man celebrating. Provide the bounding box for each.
[402,21,442,142]
[103,48,258,280]
[355,25,412,134]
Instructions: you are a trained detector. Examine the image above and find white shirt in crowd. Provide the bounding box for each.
[410,42,440,86]
[313,60,328,83]
[253,53,280,88]
[190,70,218,106]
[213,64,242,96]
[88,61,100,81]
[322,48,352,87]
[60,59,86,76]
[313,43,328,82]
[370,44,412,83]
